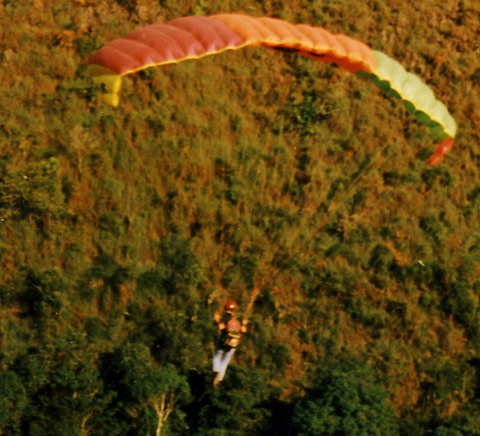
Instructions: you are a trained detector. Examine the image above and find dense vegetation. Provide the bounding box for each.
[1,0,480,434]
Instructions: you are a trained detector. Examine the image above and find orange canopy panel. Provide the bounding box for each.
[89,14,376,76]
[211,14,376,73]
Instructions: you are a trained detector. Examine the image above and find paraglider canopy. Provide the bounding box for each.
[89,13,457,164]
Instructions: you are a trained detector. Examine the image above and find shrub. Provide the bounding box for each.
[0,370,28,432]
[0,158,64,221]
[19,269,66,323]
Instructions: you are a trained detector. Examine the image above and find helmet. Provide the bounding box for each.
[224,300,238,313]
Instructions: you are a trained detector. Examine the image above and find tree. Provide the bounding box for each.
[101,343,191,436]
[189,365,277,436]
[11,346,107,436]
[291,358,400,436]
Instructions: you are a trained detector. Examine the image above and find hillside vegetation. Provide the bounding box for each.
[1,0,480,434]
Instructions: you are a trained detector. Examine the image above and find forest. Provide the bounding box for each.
[0,0,479,434]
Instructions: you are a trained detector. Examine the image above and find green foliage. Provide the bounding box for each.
[0,1,479,435]
[0,370,28,432]
[292,359,400,436]
[420,215,448,246]
[190,366,277,435]
[440,280,477,330]
[108,342,190,403]
[286,90,330,137]
[19,269,67,328]
[421,167,453,191]
[97,342,191,435]
[25,360,104,436]
[404,358,480,435]
[0,158,64,221]
[298,262,358,298]
[89,255,127,287]
[346,297,390,335]
[158,233,204,292]
[430,405,480,436]
[369,244,395,273]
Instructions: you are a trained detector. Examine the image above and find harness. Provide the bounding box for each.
[223,318,242,348]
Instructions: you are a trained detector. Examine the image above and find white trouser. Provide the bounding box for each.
[213,347,236,381]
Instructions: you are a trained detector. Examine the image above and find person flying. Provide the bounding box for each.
[212,300,247,386]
